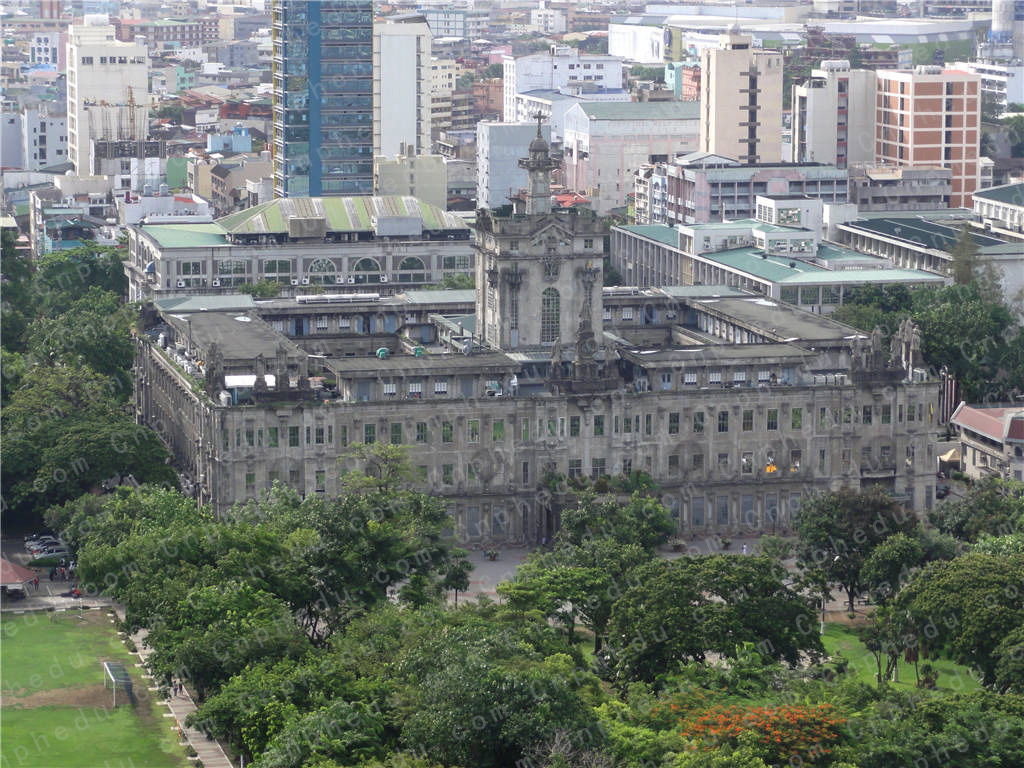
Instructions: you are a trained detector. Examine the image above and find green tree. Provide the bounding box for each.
[897,552,1024,686]
[482,63,504,79]
[424,273,474,290]
[949,224,983,285]
[557,491,674,552]
[930,476,1024,541]
[794,487,917,614]
[2,366,176,519]
[604,556,821,684]
[860,532,924,603]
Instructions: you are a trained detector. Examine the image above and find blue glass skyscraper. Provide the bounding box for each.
[272,0,374,198]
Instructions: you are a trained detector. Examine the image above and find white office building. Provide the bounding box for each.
[503,45,624,122]
[66,15,149,175]
[477,121,551,210]
[791,61,877,168]
[374,18,433,157]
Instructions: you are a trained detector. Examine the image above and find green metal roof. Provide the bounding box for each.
[617,224,680,248]
[843,217,1005,251]
[702,247,826,282]
[216,196,468,236]
[139,222,228,248]
[777,268,946,285]
[814,243,884,262]
[972,182,1024,206]
[577,101,701,121]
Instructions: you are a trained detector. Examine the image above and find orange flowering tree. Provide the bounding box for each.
[680,703,847,767]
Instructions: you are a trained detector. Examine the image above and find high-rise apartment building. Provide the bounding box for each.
[698,32,783,164]
[503,45,624,122]
[875,66,981,208]
[66,16,148,176]
[373,17,432,157]
[271,0,373,198]
[791,60,877,169]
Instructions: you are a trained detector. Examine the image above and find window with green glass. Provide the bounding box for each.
[742,410,753,432]
[493,419,504,441]
[569,416,580,437]
[468,420,480,443]
[718,411,729,433]
[289,426,299,447]
[767,409,778,431]
[268,427,278,447]
[791,408,802,430]
[693,412,704,433]
[668,412,679,434]
[364,423,375,444]
[391,423,402,444]
[521,418,530,442]
[416,422,428,443]
[442,421,453,443]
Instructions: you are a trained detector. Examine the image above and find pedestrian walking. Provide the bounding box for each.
[48,567,54,581]
[742,544,748,555]
[33,576,39,589]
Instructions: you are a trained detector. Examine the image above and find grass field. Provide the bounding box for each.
[822,623,982,693]
[1,609,188,768]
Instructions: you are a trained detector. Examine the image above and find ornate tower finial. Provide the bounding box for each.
[519,116,556,216]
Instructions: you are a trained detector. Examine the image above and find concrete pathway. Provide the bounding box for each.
[113,609,236,768]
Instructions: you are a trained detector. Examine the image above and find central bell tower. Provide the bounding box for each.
[473,125,607,355]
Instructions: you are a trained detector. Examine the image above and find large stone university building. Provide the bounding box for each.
[133,130,941,546]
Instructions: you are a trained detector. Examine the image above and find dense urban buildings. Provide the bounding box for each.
[271,0,373,197]
[373,16,433,158]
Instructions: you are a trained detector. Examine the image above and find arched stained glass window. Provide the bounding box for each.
[308,258,337,285]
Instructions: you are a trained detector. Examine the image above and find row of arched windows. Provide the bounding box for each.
[267,257,430,285]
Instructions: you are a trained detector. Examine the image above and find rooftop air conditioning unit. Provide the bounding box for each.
[301,278,310,285]
[380,275,389,283]
[176,280,186,287]
[336,276,345,284]
[290,278,299,285]
[212,279,221,287]
[347,276,356,284]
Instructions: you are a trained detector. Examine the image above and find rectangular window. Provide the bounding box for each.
[569,416,580,437]
[442,422,453,443]
[819,408,829,430]
[288,426,299,447]
[467,463,478,482]
[733,370,747,383]
[742,410,753,432]
[493,419,505,441]
[522,461,529,485]
[819,448,826,473]
[289,470,300,486]
[758,369,771,382]
[568,459,582,479]
[843,407,852,424]
[408,382,423,396]
[692,496,705,527]
[718,411,729,433]
[383,382,396,396]
[442,464,454,484]
[315,426,324,444]
[391,423,402,444]
[306,426,311,445]
[767,409,778,431]
[842,448,851,471]
[315,470,326,492]
[692,453,704,471]
[434,380,448,394]
[645,414,652,435]
[623,415,632,434]
[521,418,530,442]
[693,412,704,433]
[668,454,679,474]
[862,406,872,425]
[416,422,428,443]
[468,420,480,443]
[907,402,915,421]
[661,372,672,390]
[222,430,229,450]
[882,404,892,424]
[790,449,802,471]
[717,495,730,526]
[245,471,255,489]
[668,412,680,434]
[684,371,697,385]
[246,429,254,447]
[594,415,604,436]
[899,404,904,423]
[364,424,376,444]
[709,371,722,384]
[591,458,606,480]
[621,307,633,321]
[316,315,328,330]
[742,451,753,473]
[340,425,348,447]
[622,458,633,476]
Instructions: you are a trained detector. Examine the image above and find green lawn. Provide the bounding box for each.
[822,623,982,693]
[1,609,188,768]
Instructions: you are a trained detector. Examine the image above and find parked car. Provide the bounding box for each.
[935,486,951,500]
[24,532,54,543]
[28,542,61,555]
